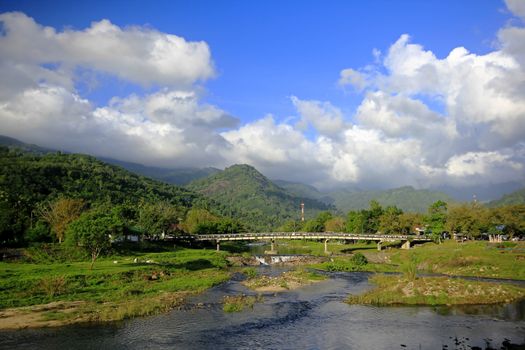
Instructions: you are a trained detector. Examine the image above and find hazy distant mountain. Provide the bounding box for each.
[99,157,220,186]
[187,164,332,231]
[329,186,455,213]
[0,135,55,154]
[273,180,334,205]
[431,182,525,202]
[487,188,525,207]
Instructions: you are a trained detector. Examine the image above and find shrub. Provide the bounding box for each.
[350,252,368,266]
[402,254,419,281]
[243,267,257,279]
[39,276,67,297]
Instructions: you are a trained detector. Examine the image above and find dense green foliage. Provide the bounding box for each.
[66,209,123,269]
[0,147,215,245]
[186,164,333,231]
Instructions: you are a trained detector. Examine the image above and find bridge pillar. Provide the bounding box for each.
[377,241,382,251]
[216,240,220,252]
[324,239,330,255]
[401,240,411,250]
[265,239,278,255]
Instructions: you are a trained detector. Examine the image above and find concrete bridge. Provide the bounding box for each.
[181,232,432,254]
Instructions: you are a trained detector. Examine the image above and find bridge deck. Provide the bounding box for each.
[185,232,432,242]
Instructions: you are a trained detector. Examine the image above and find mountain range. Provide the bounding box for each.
[2,135,524,218]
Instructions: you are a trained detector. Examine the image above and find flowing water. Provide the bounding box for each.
[1,268,524,350]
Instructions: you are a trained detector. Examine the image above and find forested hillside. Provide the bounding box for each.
[187,164,333,231]
[0,147,218,245]
[488,188,525,207]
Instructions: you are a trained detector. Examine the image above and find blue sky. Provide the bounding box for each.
[0,0,524,196]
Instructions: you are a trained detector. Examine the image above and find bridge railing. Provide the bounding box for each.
[184,232,432,241]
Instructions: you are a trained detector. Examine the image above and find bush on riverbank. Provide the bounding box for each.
[222,294,263,312]
[347,275,525,306]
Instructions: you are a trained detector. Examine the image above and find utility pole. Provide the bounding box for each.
[301,202,305,222]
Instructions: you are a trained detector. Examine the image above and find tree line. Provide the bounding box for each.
[278,200,524,240]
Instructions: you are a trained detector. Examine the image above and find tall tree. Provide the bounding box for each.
[489,205,525,238]
[446,203,488,239]
[324,217,346,232]
[426,200,448,235]
[182,208,218,234]
[346,210,366,233]
[379,206,403,234]
[66,210,124,269]
[138,201,183,239]
[37,198,85,243]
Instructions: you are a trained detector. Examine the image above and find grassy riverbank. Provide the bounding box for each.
[347,274,525,306]
[311,240,525,280]
[0,248,231,329]
[388,240,525,280]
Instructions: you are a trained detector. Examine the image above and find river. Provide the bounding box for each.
[1,267,524,350]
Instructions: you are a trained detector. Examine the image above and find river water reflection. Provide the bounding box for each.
[1,269,524,350]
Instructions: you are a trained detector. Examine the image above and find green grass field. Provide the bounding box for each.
[387,240,525,280]
[0,248,231,324]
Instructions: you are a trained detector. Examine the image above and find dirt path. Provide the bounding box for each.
[0,301,87,329]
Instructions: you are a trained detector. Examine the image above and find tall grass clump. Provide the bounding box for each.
[402,253,419,281]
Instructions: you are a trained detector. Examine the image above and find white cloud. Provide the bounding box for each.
[0,12,233,168]
[334,6,525,189]
[506,0,525,20]
[291,96,348,138]
[445,150,523,185]
[0,85,237,167]
[0,12,214,88]
[338,68,368,91]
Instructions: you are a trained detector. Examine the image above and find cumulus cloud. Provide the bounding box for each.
[0,12,214,87]
[506,0,525,20]
[0,86,237,167]
[291,96,348,138]
[333,5,525,189]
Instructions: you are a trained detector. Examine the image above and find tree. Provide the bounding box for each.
[489,205,525,238]
[316,211,333,226]
[379,206,403,234]
[425,200,448,237]
[446,203,488,239]
[37,198,85,243]
[302,219,324,232]
[138,201,183,239]
[346,210,366,233]
[367,200,384,233]
[215,217,244,234]
[182,208,218,234]
[324,217,346,232]
[278,220,302,232]
[399,212,424,235]
[66,210,123,270]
